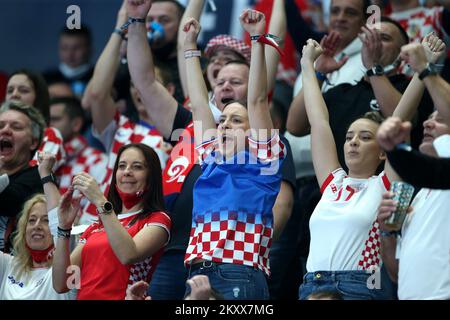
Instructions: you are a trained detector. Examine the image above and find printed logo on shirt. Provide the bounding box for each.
[7,275,24,288]
[165,156,189,183]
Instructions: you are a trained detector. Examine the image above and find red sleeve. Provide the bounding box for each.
[195,138,218,162]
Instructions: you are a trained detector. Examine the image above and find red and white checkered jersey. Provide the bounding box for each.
[30,127,66,171]
[185,135,286,276]
[55,135,108,195]
[77,210,171,300]
[390,6,449,45]
[307,168,391,272]
[81,112,172,223]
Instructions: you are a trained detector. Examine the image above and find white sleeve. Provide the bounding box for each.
[91,120,117,154]
[48,207,59,245]
[0,251,13,285]
[433,134,450,158]
[0,174,9,193]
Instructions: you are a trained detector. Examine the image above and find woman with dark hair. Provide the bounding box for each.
[51,143,171,300]
[5,69,66,170]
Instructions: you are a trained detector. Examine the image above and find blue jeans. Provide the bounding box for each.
[147,251,189,300]
[298,270,391,300]
[186,261,270,300]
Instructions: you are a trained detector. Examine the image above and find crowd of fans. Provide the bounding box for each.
[0,0,449,300]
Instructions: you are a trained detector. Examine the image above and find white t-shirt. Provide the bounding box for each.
[397,135,450,300]
[307,169,390,272]
[0,252,75,300]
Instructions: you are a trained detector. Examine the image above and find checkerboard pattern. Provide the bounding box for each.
[358,221,381,270]
[248,134,285,163]
[30,127,66,171]
[128,256,154,286]
[56,135,108,195]
[185,209,274,276]
[205,34,252,63]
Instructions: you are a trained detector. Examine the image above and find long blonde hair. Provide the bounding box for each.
[11,194,50,280]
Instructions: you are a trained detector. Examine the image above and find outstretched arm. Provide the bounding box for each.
[241,10,273,139]
[183,18,216,145]
[266,0,286,93]
[300,39,340,187]
[82,0,127,135]
[177,0,205,98]
[126,0,179,139]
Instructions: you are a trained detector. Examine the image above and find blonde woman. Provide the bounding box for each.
[0,194,73,300]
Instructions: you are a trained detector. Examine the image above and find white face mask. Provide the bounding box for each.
[59,63,91,79]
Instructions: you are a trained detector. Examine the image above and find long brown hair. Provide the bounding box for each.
[107,143,166,224]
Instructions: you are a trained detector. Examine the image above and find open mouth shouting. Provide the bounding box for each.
[0,139,14,156]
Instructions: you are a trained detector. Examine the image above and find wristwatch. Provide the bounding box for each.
[96,201,114,215]
[418,63,439,80]
[41,173,58,186]
[366,64,384,77]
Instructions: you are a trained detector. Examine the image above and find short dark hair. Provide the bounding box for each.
[60,24,92,45]
[380,16,409,45]
[49,96,85,123]
[107,143,166,224]
[152,0,185,20]
[9,69,50,124]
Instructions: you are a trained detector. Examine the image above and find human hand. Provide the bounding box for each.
[183,18,201,49]
[126,0,152,19]
[301,38,323,67]
[422,32,446,64]
[359,25,382,69]
[125,280,151,300]
[58,187,82,229]
[400,43,428,73]
[72,173,106,208]
[186,275,213,300]
[37,152,56,177]
[239,9,266,37]
[116,0,129,28]
[376,117,412,151]
[315,31,348,74]
[377,192,412,232]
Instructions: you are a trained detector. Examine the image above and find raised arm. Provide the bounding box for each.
[286,32,347,137]
[126,0,178,139]
[52,188,83,293]
[266,0,286,93]
[300,39,340,186]
[183,18,216,145]
[359,26,402,117]
[82,0,127,134]
[37,153,60,211]
[240,10,273,139]
[177,0,205,98]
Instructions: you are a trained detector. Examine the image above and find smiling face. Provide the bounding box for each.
[116,147,149,194]
[0,110,38,171]
[6,74,36,106]
[213,63,249,112]
[25,202,53,251]
[419,111,450,156]
[329,0,366,49]
[217,102,250,158]
[344,118,385,177]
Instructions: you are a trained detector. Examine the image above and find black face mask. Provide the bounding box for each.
[151,40,177,60]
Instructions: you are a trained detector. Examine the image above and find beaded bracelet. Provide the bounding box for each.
[120,17,146,32]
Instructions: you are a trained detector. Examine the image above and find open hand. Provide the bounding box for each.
[72,173,106,208]
[315,31,348,74]
[359,25,382,69]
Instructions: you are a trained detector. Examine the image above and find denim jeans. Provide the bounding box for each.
[298,270,392,300]
[147,251,189,300]
[185,261,270,300]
